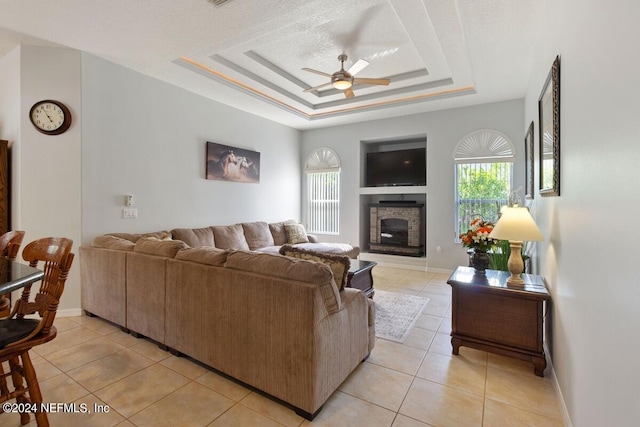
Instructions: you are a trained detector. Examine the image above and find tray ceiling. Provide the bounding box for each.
[0,0,544,130]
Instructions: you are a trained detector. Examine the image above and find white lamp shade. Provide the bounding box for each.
[489,207,544,241]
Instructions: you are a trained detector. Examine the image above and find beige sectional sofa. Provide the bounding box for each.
[79,220,371,419]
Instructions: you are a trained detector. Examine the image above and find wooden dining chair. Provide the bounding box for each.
[0,231,26,317]
[0,237,74,426]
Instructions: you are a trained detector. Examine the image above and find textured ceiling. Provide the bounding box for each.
[0,0,544,130]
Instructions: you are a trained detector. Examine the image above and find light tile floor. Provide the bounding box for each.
[0,267,565,426]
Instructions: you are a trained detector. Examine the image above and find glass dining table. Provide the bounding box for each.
[0,258,44,295]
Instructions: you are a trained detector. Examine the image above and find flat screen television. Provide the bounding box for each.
[365,148,426,187]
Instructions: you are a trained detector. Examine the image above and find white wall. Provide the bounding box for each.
[81,53,301,241]
[301,99,524,270]
[526,0,640,425]
[0,47,302,315]
[0,46,83,313]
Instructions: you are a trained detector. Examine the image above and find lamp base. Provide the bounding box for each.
[506,240,525,285]
[506,275,525,285]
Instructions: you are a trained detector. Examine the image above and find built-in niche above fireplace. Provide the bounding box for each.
[369,202,424,257]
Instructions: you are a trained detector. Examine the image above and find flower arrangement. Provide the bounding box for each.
[459,217,499,252]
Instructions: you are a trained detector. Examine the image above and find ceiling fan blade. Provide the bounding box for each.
[302,67,333,78]
[303,81,333,92]
[353,77,391,86]
[344,88,355,99]
[347,59,369,76]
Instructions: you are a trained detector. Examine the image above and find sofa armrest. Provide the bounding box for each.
[80,246,127,327]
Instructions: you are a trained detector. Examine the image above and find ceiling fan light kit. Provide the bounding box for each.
[332,79,352,90]
[303,54,390,98]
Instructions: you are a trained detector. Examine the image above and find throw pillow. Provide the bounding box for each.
[269,220,297,246]
[279,244,351,290]
[171,227,215,248]
[241,222,275,250]
[284,223,309,244]
[211,224,250,250]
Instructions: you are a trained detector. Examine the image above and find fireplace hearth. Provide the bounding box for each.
[369,203,424,257]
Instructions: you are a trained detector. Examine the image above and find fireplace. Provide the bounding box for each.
[369,202,424,256]
[381,218,409,245]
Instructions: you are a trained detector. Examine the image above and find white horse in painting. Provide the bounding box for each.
[225,156,257,181]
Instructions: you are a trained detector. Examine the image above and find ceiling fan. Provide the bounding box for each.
[302,54,390,99]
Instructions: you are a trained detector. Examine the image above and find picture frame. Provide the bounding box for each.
[206,142,261,183]
[538,56,560,197]
[524,121,534,200]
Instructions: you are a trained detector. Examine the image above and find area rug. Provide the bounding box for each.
[374,290,430,343]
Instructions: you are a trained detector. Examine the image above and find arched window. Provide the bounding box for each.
[454,130,515,238]
[305,148,341,235]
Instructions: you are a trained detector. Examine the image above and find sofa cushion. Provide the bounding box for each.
[280,245,351,290]
[225,251,341,313]
[93,235,136,251]
[174,247,229,266]
[171,227,215,248]
[212,224,250,250]
[106,231,172,243]
[284,223,309,244]
[134,237,189,258]
[241,222,275,250]
[268,220,296,246]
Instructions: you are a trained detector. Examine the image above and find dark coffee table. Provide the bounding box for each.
[346,260,376,298]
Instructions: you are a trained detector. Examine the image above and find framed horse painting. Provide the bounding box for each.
[206,142,260,183]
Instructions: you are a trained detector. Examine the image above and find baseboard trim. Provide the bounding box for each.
[57,308,84,317]
[545,344,572,426]
[358,252,452,275]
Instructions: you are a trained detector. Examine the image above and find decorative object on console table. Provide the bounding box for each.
[469,249,490,274]
[459,217,499,274]
[447,266,550,376]
[489,206,543,285]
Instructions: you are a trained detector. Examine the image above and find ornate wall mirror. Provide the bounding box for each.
[538,56,560,197]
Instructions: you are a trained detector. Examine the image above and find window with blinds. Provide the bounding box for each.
[305,148,341,235]
[307,171,340,234]
[454,130,515,239]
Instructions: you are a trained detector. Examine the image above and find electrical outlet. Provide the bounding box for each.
[436,246,442,255]
[122,208,138,219]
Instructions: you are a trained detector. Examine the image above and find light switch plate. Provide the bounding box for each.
[122,208,138,219]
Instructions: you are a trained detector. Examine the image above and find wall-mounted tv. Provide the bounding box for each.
[365,147,426,187]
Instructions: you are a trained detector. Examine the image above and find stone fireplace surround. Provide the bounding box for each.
[369,202,424,256]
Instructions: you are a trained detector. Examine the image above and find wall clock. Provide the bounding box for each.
[29,100,72,135]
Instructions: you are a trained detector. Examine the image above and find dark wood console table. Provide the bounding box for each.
[447,266,550,376]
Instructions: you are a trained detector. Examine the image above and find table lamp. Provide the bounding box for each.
[489,206,543,285]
